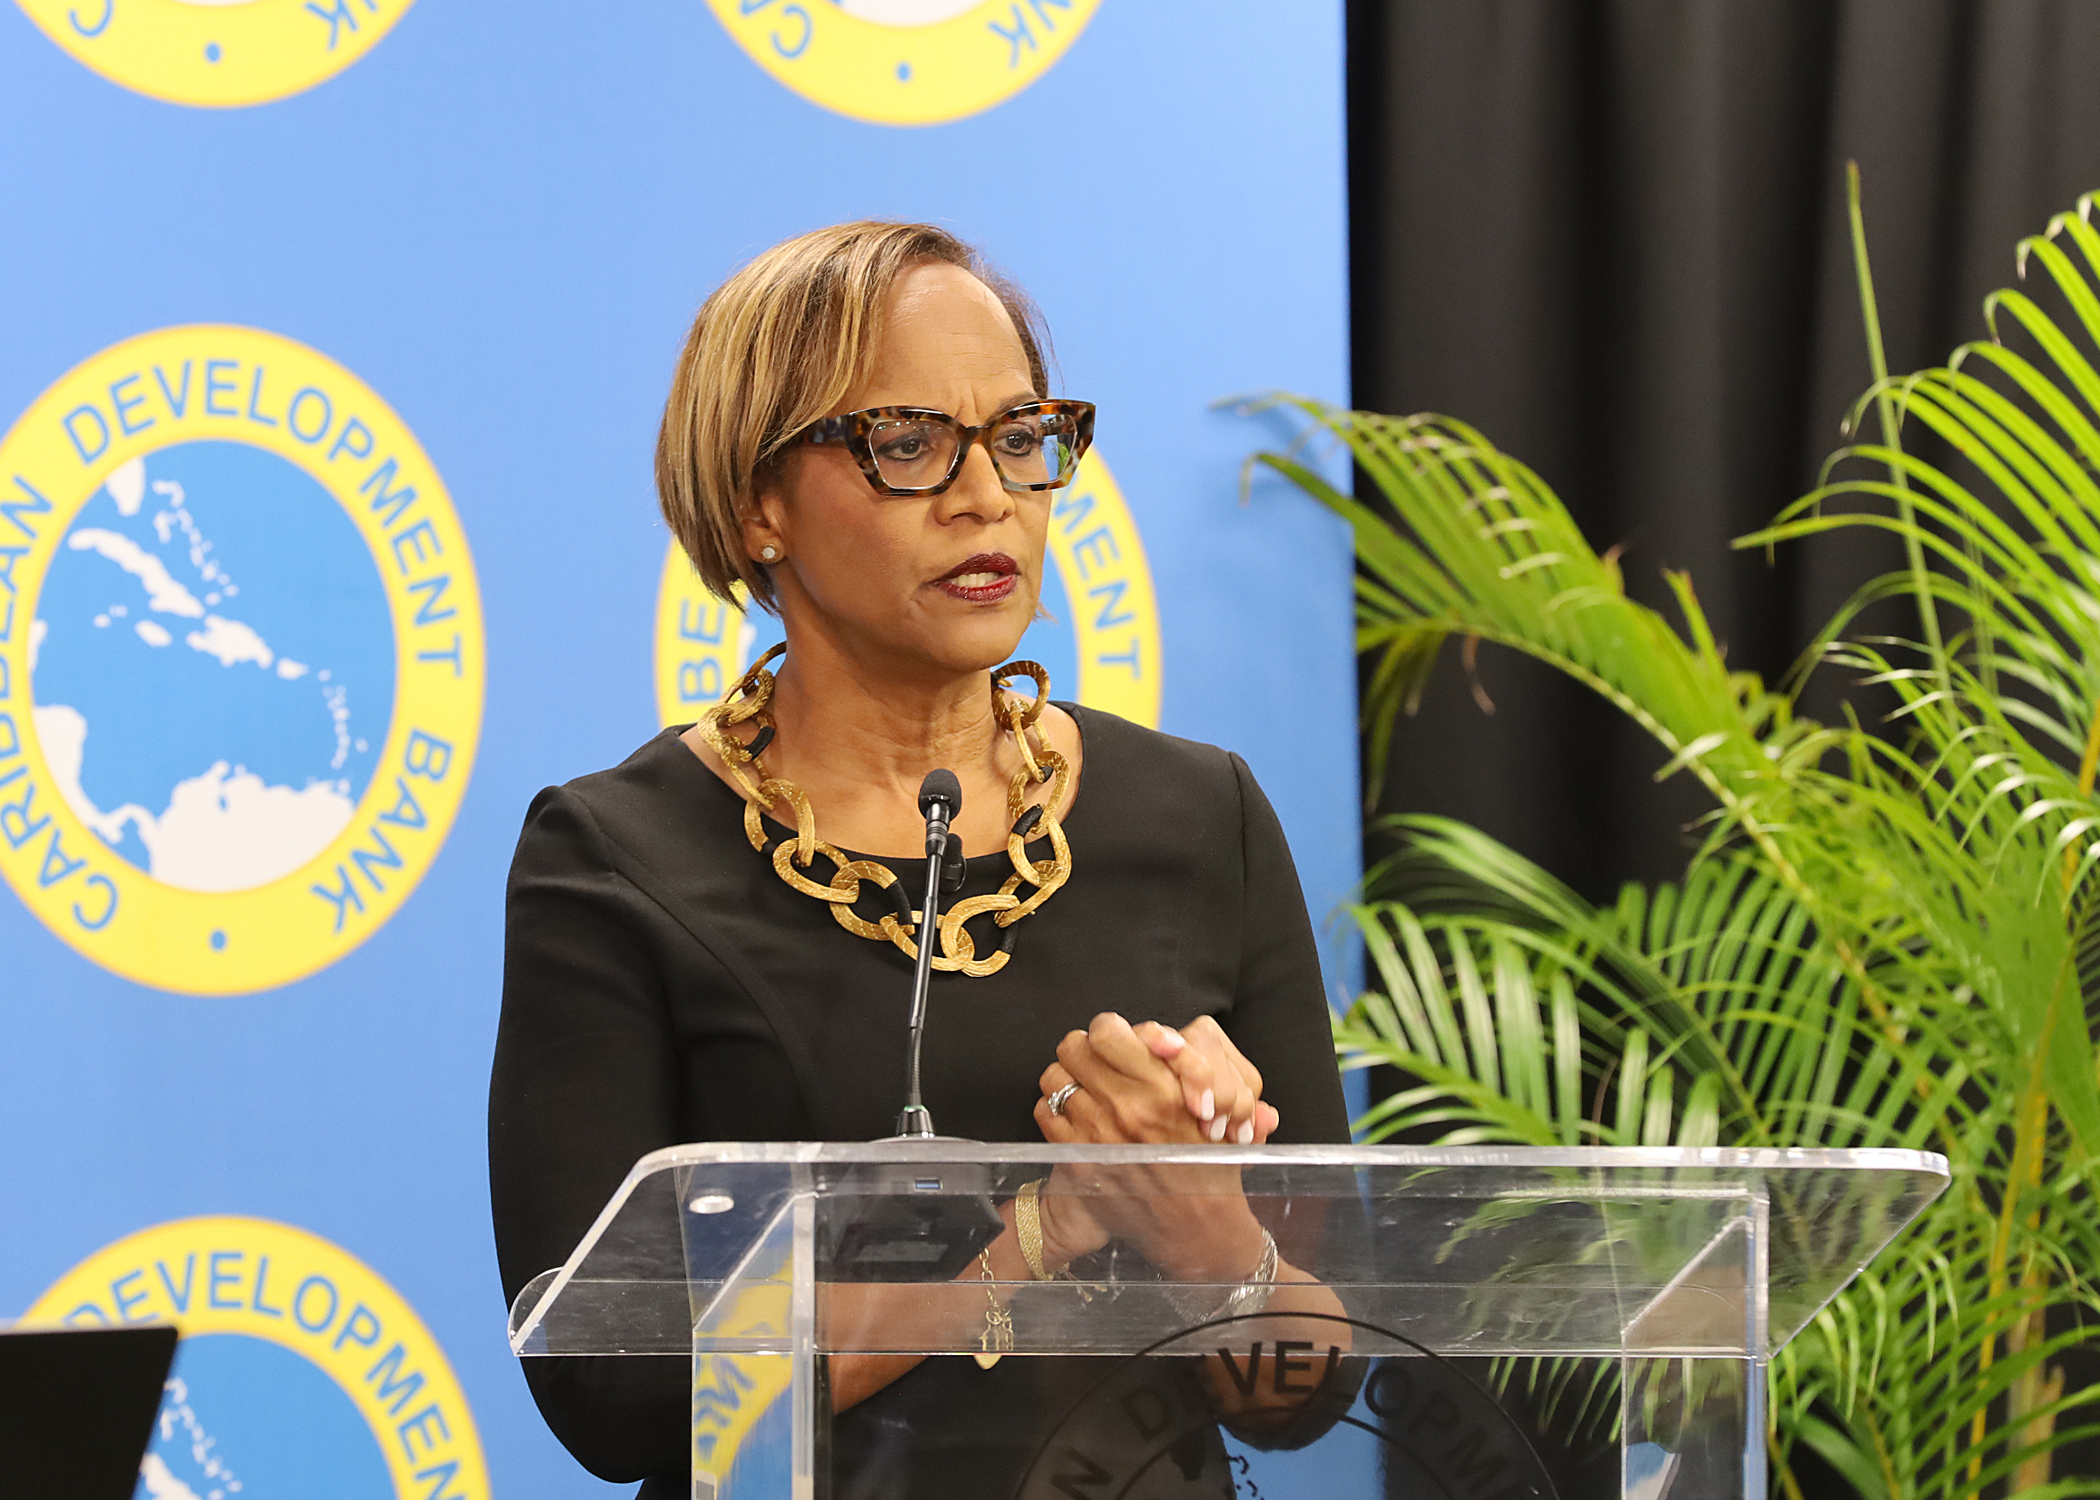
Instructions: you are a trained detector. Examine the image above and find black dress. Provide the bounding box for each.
[488,704,1352,1493]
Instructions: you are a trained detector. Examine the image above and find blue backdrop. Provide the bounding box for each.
[0,3,1354,1493]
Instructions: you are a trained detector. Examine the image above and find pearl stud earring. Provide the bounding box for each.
[760,545,779,562]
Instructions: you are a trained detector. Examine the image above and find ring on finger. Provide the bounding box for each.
[1046,1082,1081,1117]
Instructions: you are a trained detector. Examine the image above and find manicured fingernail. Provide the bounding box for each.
[1208,1115,1229,1142]
[1199,1088,1215,1121]
[1157,1027,1185,1054]
[1237,1120,1255,1145]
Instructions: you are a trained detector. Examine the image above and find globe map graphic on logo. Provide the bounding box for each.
[140,1336,390,1500]
[0,324,484,994]
[32,440,393,895]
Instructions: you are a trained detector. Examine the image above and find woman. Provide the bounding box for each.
[489,221,1353,1496]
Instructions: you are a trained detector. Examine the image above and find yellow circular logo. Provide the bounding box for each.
[708,0,1102,126]
[26,1216,490,1499]
[0,325,483,995]
[655,448,1160,727]
[14,0,414,108]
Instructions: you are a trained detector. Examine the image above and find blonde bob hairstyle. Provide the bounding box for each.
[656,221,1051,613]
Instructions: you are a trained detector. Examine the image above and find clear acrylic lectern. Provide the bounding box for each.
[509,1144,1944,1500]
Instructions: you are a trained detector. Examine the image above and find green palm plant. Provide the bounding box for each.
[1254,171,2100,1498]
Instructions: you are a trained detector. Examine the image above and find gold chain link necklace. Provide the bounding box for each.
[699,645,1072,978]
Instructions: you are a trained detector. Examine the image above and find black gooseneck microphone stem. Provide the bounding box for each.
[896,841,944,1139]
[897,769,959,1139]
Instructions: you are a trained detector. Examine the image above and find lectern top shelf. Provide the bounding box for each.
[507,1142,1946,1363]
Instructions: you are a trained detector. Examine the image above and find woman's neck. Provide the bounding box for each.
[765,648,1002,800]
[734,617,1017,860]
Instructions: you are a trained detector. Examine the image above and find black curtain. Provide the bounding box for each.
[1349,0,2100,901]
[1346,5,2100,1495]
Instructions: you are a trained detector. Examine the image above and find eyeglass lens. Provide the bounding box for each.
[868,407,1082,491]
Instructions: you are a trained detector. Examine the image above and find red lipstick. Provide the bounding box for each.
[934,552,1019,603]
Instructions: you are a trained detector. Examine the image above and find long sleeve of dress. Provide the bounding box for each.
[1222,752,1352,1149]
[488,786,691,1481]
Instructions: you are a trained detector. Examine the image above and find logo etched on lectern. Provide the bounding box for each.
[706,0,1102,126]
[0,325,483,994]
[25,1217,490,1500]
[14,0,417,108]
[1017,1313,1556,1500]
[654,449,1161,728]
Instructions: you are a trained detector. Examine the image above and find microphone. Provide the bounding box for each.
[918,769,960,856]
[828,767,1003,1283]
[923,767,966,894]
[896,770,960,1139]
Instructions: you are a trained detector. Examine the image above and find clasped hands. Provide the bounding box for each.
[1034,1011,1279,1149]
[826,1014,1332,1419]
[1025,1013,1277,1285]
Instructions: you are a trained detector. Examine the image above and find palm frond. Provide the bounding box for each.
[1283,183,2100,1497]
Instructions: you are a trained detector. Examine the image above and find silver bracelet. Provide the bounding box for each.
[1218,1228,1279,1321]
[1165,1227,1278,1323]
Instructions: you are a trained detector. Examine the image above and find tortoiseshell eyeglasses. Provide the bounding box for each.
[797,400,1095,497]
